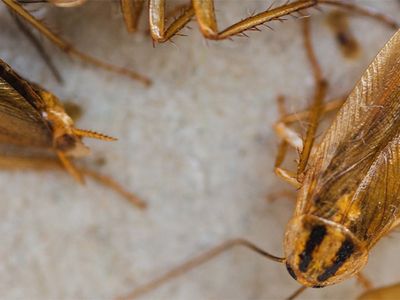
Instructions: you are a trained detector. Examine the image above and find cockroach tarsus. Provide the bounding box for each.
[116,13,400,300]
[0,58,146,209]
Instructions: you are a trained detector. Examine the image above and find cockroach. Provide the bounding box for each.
[116,16,400,300]
[1,0,151,85]
[0,58,146,209]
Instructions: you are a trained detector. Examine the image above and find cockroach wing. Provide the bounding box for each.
[296,29,400,237]
[0,77,52,148]
[347,130,400,246]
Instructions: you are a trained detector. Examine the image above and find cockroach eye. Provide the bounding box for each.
[55,134,76,151]
[286,263,297,281]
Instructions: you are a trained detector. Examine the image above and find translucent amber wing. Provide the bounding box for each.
[297,29,400,221]
[0,65,52,148]
[0,59,46,110]
[347,131,400,246]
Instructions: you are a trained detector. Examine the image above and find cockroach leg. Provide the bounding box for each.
[273,96,345,158]
[57,150,85,183]
[356,273,373,290]
[192,0,317,40]
[191,0,398,41]
[297,18,327,176]
[117,239,284,300]
[274,96,305,151]
[80,168,147,209]
[191,0,217,38]
[274,95,345,150]
[274,139,289,171]
[279,97,345,125]
[2,0,151,85]
[10,11,63,83]
[273,96,345,185]
[274,18,327,185]
[322,0,398,29]
[149,0,194,42]
[273,19,340,188]
[120,0,146,33]
[0,154,147,209]
[274,97,302,188]
[287,286,307,300]
[275,166,302,189]
[274,121,304,151]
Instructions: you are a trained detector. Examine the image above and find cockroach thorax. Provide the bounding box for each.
[283,215,368,288]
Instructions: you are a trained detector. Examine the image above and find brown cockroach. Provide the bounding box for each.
[115,15,400,300]
[0,57,146,209]
[1,0,151,85]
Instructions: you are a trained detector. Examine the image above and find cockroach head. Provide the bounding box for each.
[283,215,368,288]
[38,89,116,157]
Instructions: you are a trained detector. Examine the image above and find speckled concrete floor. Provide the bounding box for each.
[1,1,400,299]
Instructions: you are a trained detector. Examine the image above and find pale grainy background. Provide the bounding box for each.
[0,1,400,299]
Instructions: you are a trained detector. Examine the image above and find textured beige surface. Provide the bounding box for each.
[0,1,400,299]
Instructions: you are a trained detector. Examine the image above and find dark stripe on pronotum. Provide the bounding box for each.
[317,238,355,282]
[299,225,327,272]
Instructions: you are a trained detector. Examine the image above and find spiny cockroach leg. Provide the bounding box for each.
[193,0,317,40]
[149,0,194,42]
[191,0,398,41]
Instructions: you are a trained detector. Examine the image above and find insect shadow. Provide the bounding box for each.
[115,10,400,300]
[0,58,147,209]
